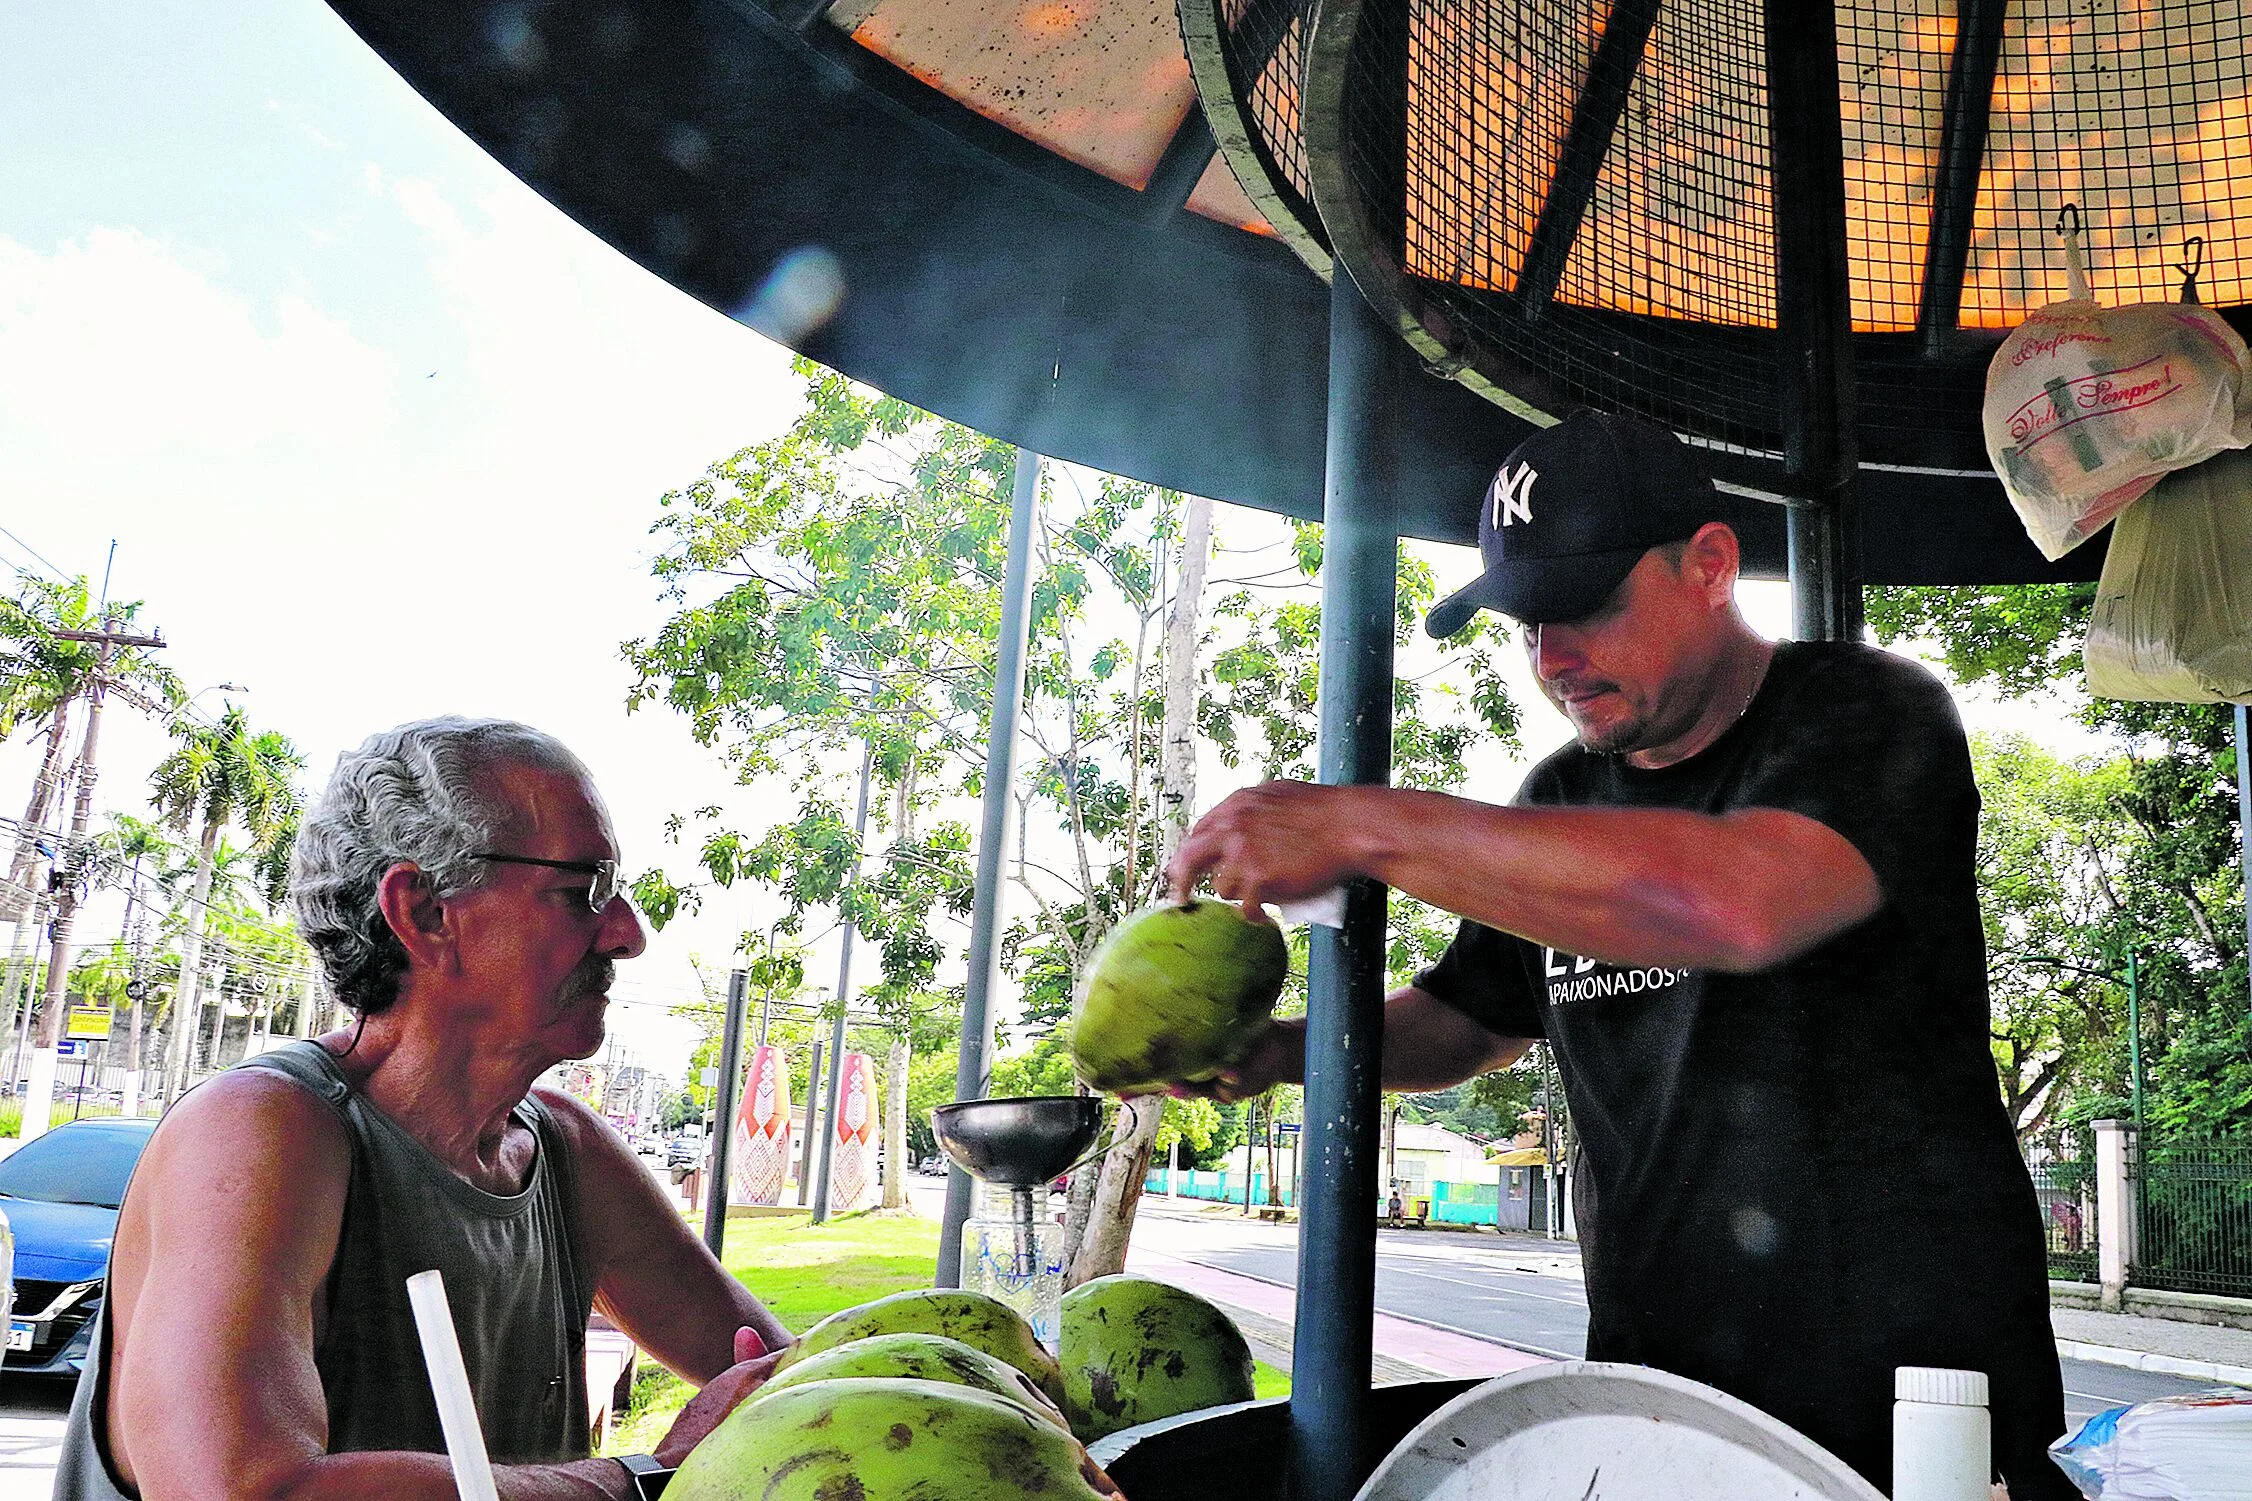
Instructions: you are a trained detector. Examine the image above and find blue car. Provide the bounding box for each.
[1,1116,158,1376]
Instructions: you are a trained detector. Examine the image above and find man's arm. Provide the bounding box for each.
[1169,783,1880,973]
[106,1074,643,1500]
[1195,986,1531,1102]
[534,1088,794,1393]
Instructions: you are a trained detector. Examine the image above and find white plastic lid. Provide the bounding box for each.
[1895,1367,1990,1407]
[1355,1362,1886,1501]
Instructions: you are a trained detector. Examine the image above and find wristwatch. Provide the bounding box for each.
[614,1453,674,1499]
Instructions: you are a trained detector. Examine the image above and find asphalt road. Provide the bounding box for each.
[0,1373,72,1501]
[1133,1203,2219,1429]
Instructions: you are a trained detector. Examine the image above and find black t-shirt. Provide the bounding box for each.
[1416,640,2068,1496]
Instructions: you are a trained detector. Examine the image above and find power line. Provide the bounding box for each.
[0,524,72,585]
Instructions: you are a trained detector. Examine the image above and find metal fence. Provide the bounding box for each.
[2134,1137,2252,1300]
[2027,1154,2098,1283]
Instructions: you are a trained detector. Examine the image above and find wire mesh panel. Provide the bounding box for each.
[1182,0,1330,273]
[2134,1136,2252,1300]
[1299,0,2252,482]
[1970,0,2252,322]
[2025,1152,2098,1284]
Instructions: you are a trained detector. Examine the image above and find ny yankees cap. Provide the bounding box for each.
[1425,410,1724,636]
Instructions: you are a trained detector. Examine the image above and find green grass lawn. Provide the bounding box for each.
[0,1100,122,1137]
[606,1209,1289,1455]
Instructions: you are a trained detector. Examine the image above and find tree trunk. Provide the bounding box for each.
[2,702,74,922]
[881,1032,910,1210]
[0,902,40,1088]
[1069,492,1212,1286]
[164,819,219,1103]
[204,965,231,1075]
[0,704,71,1059]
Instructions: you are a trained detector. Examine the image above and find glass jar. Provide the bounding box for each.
[958,1183,1067,1349]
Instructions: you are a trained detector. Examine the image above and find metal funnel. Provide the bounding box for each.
[930,1095,1103,1188]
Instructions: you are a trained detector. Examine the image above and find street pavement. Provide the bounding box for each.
[1121,1193,2231,1430]
[0,1376,71,1501]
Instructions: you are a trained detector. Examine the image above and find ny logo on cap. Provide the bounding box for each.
[1489,462,1538,529]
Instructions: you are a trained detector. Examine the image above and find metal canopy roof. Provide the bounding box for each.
[319,0,2178,585]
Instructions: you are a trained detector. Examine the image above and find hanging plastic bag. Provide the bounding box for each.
[2048,1389,2252,1499]
[2085,445,2252,703]
[1985,214,2252,560]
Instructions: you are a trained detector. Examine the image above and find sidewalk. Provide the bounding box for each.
[1147,1197,2252,1389]
[2052,1307,2252,1388]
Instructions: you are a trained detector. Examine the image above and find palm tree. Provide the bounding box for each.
[0,575,179,1071]
[95,814,175,1104]
[149,707,302,1102]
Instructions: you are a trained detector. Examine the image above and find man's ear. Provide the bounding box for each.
[375,863,454,972]
[1681,522,1740,607]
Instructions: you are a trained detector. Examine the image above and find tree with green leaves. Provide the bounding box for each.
[93,813,176,1094]
[625,365,1528,1262]
[1868,585,2248,1139]
[148,705,303,1102]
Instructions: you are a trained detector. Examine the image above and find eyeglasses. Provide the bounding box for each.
[472,853,624,914]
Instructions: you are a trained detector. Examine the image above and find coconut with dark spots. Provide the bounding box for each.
[667,1377,1124,1501]
[1071,901,1288,1094]
[779,1288,1068,1408]
[749,1332,1072,1431]
[1058,1275,1256,1441]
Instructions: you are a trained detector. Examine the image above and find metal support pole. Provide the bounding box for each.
[938,448,1042,1287]
[1767,1,1864,644]
[812,744,876,1225]
[2126,948,2144,1134]
[2237,704,2251,1024]
[1289,270,1399,1501]
[1242,1099,1257,1213]
[703,968,749,1258]
[795,1040,824,1206]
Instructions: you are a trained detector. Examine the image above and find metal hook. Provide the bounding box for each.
[2178,235,2206,305]
[2054,202,2083,240]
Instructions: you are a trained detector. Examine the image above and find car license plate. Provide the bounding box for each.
[5,1324,32,1352]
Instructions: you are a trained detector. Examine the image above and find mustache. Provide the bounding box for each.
[561,956,615,1002]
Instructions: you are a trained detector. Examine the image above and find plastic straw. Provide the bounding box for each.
[405,1269,502,1501]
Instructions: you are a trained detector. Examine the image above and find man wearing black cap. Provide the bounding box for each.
[1166,411,2072,1499]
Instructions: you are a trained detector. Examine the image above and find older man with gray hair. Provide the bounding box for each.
[55,717,789,1501]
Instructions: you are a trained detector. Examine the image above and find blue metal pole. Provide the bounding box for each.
[1289,270,1398,1501]
[936,448,1043,1287]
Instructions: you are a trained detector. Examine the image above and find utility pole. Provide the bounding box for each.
[703,969,749,1258]
[23,622,165,1139]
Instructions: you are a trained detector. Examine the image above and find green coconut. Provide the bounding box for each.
[1058,1274,1257,1441]
[779,1288,1067,1408]
[749,1332,1071,1431]
[668,1377,1122,1501]
[1072,901,1288,1094]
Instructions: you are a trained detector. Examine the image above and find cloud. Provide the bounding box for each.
[0,227,394,456]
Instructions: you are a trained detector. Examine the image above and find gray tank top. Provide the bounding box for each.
[54,1041,595,1498]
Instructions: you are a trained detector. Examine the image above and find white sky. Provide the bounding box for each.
[0,0,2099,1089]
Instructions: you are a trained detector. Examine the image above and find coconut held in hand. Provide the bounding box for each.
[1072,900,1288,1094]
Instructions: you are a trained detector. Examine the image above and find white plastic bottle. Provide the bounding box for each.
[1894,1366,1992,1501]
